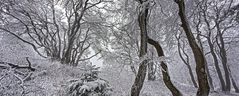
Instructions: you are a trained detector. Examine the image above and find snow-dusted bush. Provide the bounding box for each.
[66,64,112,96]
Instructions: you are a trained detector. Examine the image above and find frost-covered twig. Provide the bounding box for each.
[0,61,36,71]
[23,72,33,82]
[9,69,26,95]
[0,27,47,58]
[14,70,27,76]
[0,60,37,95]
[0,72,8,81]
[0,64,9,68]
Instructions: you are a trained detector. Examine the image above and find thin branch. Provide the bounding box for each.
[0,28,47,58]
[0,61,36,71]
[79,50,102,61]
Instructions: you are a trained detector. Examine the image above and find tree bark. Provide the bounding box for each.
[148,38,182,96]
[199,8,222,91]
[176,34,198,88]
[215,23,231,92]
[197,34,214,91]
[0,58,35,71]
[174,0,210,95]
[130,0,149,96]
[204,60,214,91]
[207,37,225,91]
[231,76,239,93]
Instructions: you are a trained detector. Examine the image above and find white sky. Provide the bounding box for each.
[89,47,103,68]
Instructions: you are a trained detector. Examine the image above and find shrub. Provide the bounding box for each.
[66,64,112,96]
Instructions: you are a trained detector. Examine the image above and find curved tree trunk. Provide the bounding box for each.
[176,33,198,88]
[200,8,223,91]
[131,1,182,95]
[174,0,210,95]
[130,0,149,96]
[195,11,215,91]
[215,23,231,92]
[204,60,214,91]
[207,37,225,91]
[231,76,239,93]
[197,34,214,91]
[148,38,182,96]
[196,26,216,91]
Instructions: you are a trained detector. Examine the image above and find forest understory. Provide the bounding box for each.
[1,0,239,96]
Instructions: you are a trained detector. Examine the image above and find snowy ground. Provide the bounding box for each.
[1,57,239,96]
[0,58,85,96]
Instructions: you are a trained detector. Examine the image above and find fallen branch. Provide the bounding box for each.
[23,72,33,82]
[25,57,35,71]
[0,58,35,71]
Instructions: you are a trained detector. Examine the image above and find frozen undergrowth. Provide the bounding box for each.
[1,57,239,96]
[30,59,87,96]
[0,57,87,96]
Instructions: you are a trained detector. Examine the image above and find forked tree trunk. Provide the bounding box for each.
[176,34,198,88]
[200,8,222,91]
[148,38,182,96]
[130,0,149,96]
[174,0,210,95]
[197,34,214,91]
[215,23,231,92]
[207,37,225,91]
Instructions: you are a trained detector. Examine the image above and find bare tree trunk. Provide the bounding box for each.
[207,37,225,91]
[215,23,231,92]
[131,60,148,96]
[196,34,214,91]
[196,23,216,91]
[61,34,76,64]
[176,33,198,88]
[231,77,239,93]
[130,0,148,96]
[204,59,214,91]
[148,38,182,96]
[188,64,198,88]
[174,0,210,95]
[197,7,223,91]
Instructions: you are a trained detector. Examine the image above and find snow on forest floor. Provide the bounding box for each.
[1,58,86,96]
[99,64,239,96]
[1,58,239,96]
[28,59,84,96]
